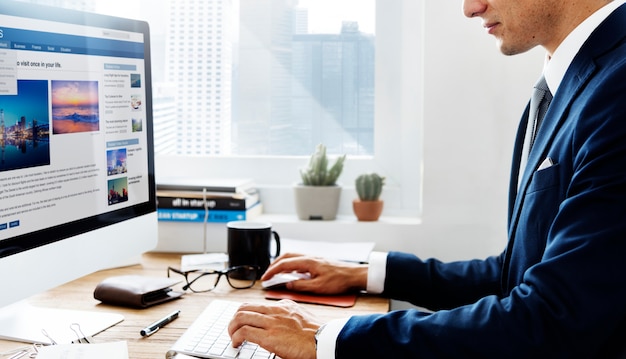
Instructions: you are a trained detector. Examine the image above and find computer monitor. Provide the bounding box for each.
[0,1,157,343]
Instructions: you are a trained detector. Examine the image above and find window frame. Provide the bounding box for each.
[155,0,423,218]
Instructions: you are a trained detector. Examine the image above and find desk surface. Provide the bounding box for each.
[0,252,389,358]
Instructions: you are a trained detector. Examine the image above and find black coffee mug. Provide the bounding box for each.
[227,221,280,279]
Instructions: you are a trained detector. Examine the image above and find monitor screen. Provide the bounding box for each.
[0,0,157,318]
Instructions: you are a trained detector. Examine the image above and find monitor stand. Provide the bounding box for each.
[0,301,123,344]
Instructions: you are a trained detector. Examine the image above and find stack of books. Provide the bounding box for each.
[156,177,262,223]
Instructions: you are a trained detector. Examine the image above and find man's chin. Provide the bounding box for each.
[497,39,537,56]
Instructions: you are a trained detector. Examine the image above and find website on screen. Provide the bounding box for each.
[0,14,150,240]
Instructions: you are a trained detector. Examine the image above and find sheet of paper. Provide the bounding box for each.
[181,253,228,271]
[280,238,375,263]
[0,302,123,345]
[36,341,128,359]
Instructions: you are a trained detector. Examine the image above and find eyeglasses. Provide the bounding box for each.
[167,265,260,292]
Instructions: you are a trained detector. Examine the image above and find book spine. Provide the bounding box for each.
[156,180,255,194]
[157,207,260,223]
[157,196,254,211]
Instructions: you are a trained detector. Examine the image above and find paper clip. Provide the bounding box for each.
[70,323,91,344]
[40,329,57,346]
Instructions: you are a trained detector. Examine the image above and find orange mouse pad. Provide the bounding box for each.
[264,290,357,308]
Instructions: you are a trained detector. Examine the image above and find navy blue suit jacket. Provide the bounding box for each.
[336,4,626,358]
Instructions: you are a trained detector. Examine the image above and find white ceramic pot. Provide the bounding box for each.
[293,184,342,220]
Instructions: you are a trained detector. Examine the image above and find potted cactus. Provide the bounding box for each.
[353,173,385,221]
[294,144,346,220]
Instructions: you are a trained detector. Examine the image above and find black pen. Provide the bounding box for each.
[140,310,181,337]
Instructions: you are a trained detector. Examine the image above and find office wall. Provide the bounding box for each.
[156,0,544,262]
[416,1,544,260]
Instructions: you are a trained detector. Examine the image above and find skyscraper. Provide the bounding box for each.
[166,0,235,155]
[292,22,375,155]
[152,83,178,154]
[293,7,309,35]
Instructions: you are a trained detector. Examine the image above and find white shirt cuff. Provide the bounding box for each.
[316,318,350,358]
[316,252,387,358]
[366,251,388,294]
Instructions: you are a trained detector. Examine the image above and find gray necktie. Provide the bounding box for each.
[519,75,553,186]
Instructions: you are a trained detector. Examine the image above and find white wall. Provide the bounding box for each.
[417,0,544,260]
[155,0,545,263]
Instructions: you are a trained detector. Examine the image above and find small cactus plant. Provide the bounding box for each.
[300,144,346,186]
[355,173,385,201]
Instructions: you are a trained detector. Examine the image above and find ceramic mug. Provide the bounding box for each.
[226,221,280,279]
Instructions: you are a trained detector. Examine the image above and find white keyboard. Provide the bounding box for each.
[166,299,275,359]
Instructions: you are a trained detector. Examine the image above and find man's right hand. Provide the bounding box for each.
[262,253,368,295]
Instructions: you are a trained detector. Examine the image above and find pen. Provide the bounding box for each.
[140,310,181,337]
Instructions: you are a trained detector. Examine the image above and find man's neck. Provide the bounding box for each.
[544,0,614,55]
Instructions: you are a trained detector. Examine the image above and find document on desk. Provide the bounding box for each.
[36,341,128,359]
[181,252,228,271]
[280,238,375,263]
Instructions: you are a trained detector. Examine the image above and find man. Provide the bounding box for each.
[228,0,626,357]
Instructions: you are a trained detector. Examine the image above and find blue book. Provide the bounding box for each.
[157,203,262,223]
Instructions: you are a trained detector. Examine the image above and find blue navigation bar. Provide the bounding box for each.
[1,27,144,59]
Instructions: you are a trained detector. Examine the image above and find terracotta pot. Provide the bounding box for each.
[352,199,383,221]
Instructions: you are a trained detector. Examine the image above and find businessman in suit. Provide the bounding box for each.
[228,0,626,357]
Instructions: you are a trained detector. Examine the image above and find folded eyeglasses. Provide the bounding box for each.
[167,265,260,292]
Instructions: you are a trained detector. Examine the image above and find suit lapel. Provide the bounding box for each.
[508,61,594,236]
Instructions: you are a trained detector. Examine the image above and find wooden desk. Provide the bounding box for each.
[0,252,389,358]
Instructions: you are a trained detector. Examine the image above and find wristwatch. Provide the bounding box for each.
[314,324,327,350]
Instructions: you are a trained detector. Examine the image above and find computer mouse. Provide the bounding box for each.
[261,272,311,289]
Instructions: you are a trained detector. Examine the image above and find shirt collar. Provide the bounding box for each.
[544,0,626,94]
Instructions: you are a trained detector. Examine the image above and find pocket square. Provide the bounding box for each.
[538,157,554,170]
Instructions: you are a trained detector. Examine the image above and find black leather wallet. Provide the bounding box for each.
[94,275,184,308]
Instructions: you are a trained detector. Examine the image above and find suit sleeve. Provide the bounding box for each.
[381,251,503,310]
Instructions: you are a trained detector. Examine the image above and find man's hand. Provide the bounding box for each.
[228,300,321,359]
[262,253,368,294]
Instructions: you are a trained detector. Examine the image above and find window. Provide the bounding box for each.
[154,0,422,218]
[20,0,422,218]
